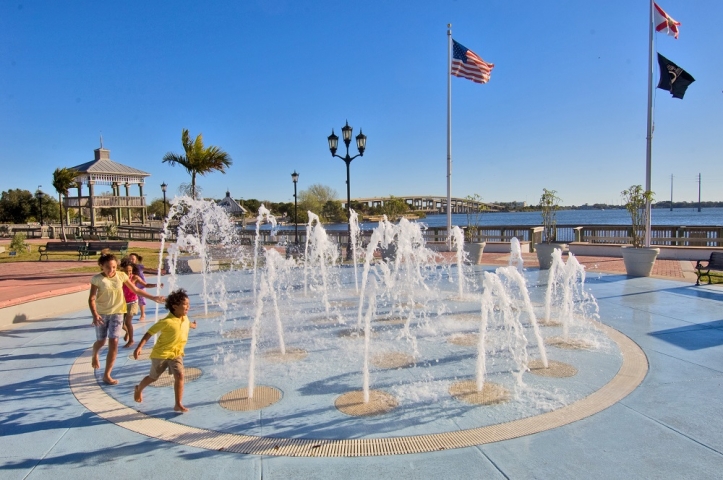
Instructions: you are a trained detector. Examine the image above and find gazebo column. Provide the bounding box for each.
[125,182,131,225]
[112,182,121,225]
[88,181,96,230]
[139,184,147,224]
[76,181,83,227]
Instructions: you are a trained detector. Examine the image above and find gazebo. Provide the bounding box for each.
[65,144,150,230]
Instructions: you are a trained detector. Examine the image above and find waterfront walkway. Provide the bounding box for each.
[1,242,721,479]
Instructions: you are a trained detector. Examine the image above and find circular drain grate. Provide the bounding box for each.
[546,336,594,350]
[528,359,577,377]
[330,300,359,308]
[128,351,151,361]
[191,311,223,319]
[219,386,282,411]
[449,380,510,405]
[445,313,480,322]
[262,347,308,363]
[537,318,562,327]
[371,352,415,369]
[222,328,251,339]
[374,316,406,325]
[337,328,376,339]
[448,333,479,346]
[150,367,202,387]
[335,390,398,416]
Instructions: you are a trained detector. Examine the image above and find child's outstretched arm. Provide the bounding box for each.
[133,332,153,359]
[124,280,164,303]
[135,276,163,289]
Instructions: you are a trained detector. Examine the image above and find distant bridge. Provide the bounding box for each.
[342,196,503,213]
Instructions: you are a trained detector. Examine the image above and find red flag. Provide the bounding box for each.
[654,3,681,39]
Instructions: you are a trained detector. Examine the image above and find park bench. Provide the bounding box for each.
[38,242,86,261]
[79,241,129,260]
[695,252,723,285]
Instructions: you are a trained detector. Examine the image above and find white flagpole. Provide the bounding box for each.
[447,24,453,250]
[644,0,654,247]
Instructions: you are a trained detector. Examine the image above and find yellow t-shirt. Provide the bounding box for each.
[90,271,129,315]
[147,313,191,360]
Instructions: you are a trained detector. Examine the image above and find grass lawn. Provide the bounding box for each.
[0,245,165,273]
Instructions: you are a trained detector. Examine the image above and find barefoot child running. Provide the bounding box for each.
[89,254,165,385]
[133,289,197,412]
[119,258,161,349]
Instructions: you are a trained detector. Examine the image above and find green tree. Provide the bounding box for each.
[298,184,338,217]
[0,189,34,223]
[147,198,171,219]
[162,129,233,199]
[321,200,345,223]
[52,167,79,240]
[244,198,261,216]
[380,195,408,219]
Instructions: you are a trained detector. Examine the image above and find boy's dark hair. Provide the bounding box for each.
[98,253,117,266]
[129,252,143,263]
[165,288,189,312]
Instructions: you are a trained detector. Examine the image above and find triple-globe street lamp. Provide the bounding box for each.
[327,121,366,260]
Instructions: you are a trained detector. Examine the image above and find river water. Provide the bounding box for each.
[246,208,723,232]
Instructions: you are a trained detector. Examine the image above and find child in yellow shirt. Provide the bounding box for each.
[89,253,164,385]
[133,288,197,412]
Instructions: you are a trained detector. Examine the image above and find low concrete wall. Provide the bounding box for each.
[0,290,87,330]
[484,241,532,254]
[569,242,719,260]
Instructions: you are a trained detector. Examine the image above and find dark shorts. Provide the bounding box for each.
[149,356,184,380]
[95,314,124,341]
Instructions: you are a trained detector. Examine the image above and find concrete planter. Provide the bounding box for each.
[463,242,486,265]
[621,246,660,277]
[535,243,564,270]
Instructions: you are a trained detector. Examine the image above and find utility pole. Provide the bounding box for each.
[670,174,673,211]
[697,173,702,212]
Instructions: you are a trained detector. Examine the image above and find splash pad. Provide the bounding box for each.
[70,199,647,456]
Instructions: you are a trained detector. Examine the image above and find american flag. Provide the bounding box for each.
[451,40,494,84]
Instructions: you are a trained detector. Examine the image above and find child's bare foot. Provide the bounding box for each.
[91,356,100,369]
[138,316,146,322]
[174,404,189,413]
[134,385,142,403]
[123,341,135,349]
[102,377,119,385]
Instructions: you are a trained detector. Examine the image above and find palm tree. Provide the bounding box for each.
[52,167,79,241]
[162,129,233,199]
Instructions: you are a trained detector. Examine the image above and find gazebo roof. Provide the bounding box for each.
[70,147,150,185]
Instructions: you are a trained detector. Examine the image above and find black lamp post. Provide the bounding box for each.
[291,171,299,245]
[328,121,366,260]
[35,187,43,226]
[161,182,168,219]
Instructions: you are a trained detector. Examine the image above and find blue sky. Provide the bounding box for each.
[1,1,721,207]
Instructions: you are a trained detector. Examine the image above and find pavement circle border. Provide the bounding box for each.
[69,322,647,457]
